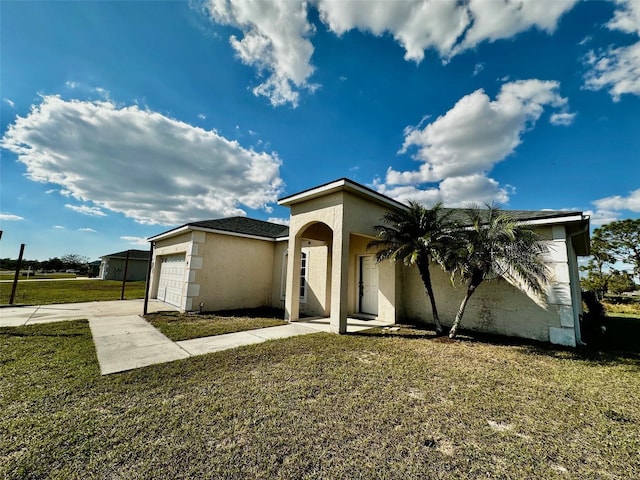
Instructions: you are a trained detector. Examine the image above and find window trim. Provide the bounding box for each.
[280,249,309,303]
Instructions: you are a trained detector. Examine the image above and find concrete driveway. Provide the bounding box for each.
[0,299,174,327]
[0,299,191,375]
[1,300,387,375]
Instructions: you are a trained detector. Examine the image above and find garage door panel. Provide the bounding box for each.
[158,254,186,307]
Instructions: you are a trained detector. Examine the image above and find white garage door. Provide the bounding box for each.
[157,254,186,307]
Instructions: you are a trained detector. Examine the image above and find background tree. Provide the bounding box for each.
[41,257,65,272]
[581,218,640,296]
[60,254,90,270]
[440,205,550,339]
[595,219,640,277]
[580,233,616,297]
[369,201,454,334]
[608,270,637,295]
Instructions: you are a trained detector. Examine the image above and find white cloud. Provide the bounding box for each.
[1,95,284,225]
[3,98,15,108]
[79,227,96,233]
[584,209,620,227]
[550,111,576,126]
[593,188,640,212]
[390,80,567,183]
[453,0,577,55]
[206,0,316,107]
[198,113,206,120]
[120,236,149,246]
[53,225,65,229]
[472,62,484,76]
[606,0,640,35]
[65,204,107,217]
[375,174,512,208]
[584,43,640,100]
[317,0,469,61]
[0,213,24,221]
[205,0,577,106]
[584,0,640,100]
[376,79,568,206]
[589,188,640,226]
[267,217,290,226]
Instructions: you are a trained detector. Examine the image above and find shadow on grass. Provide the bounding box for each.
[355,317,640,365]
[0,330,87,338]
[352,324,441,341]
[193,307,285,319]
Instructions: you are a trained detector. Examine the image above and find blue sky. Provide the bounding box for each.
[1,0,639,261]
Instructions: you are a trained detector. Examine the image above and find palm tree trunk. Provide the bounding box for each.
[418,259,443,333]
[449,280,480,339]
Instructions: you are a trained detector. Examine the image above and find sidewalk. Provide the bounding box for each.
[1,300,388,375]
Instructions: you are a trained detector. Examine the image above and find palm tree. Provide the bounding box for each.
[441,204,550,339]
[369,201,453,334]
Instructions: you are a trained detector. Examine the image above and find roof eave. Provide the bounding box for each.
[520,213,586,226]
[149,225,283,243]
[278,178,407,211]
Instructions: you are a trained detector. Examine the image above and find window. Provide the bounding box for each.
[281,250,308,303]
[299,252,307,299]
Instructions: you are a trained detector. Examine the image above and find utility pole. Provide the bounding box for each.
[9,244,25,305]
[120,250,130,300]
[143,242,154,315]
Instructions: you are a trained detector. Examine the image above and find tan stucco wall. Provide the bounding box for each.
[302,245,329,316]
[271,241,289,310]
[192,232,277,311]
[286,190,399,329]
[399,225,580,345]
[347,234,397,320]
[270,242,328,316]
[401,264,557,341]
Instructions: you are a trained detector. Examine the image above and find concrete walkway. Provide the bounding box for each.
[1,300,389,375]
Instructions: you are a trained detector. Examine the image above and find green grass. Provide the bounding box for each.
[0,280,146,305]
[603,300,640,317]
[0,273,77,281]
[1,321,639,479]
[146,308,287,341]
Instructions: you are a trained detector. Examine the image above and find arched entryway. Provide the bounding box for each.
[279,178,402,334]
[284,221,334,324]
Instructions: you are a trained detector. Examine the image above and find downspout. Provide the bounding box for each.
[569,220,589,346]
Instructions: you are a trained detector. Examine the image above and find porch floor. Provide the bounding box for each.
[295,316,393,333]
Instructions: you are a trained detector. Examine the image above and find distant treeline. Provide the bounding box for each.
[0,254,92,272]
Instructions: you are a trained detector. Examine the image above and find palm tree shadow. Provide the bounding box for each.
[351,324,443,340]
[354,321,640,366]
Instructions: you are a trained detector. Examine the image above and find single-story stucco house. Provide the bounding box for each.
[147,178,590,347]
[99,249,150,281]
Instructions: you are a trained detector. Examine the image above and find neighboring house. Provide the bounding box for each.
[87,260,101,277]
[99,249,150,281]
[148,178,590,347]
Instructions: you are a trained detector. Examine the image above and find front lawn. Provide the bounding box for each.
[0,279,146,305]
[145,308,287,341]
[1,321,639,479]
[0,273,77,281]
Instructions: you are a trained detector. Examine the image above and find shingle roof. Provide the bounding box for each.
[102,249,150,260]
[187,217,290,239]
[441,207,584,226]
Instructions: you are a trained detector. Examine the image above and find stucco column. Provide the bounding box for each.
[324,244,332,317]
[330,231,350,334]
[284,234,303,322]
[546,226,578,347]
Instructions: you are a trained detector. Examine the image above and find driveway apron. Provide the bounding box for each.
[2,300,387,375]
